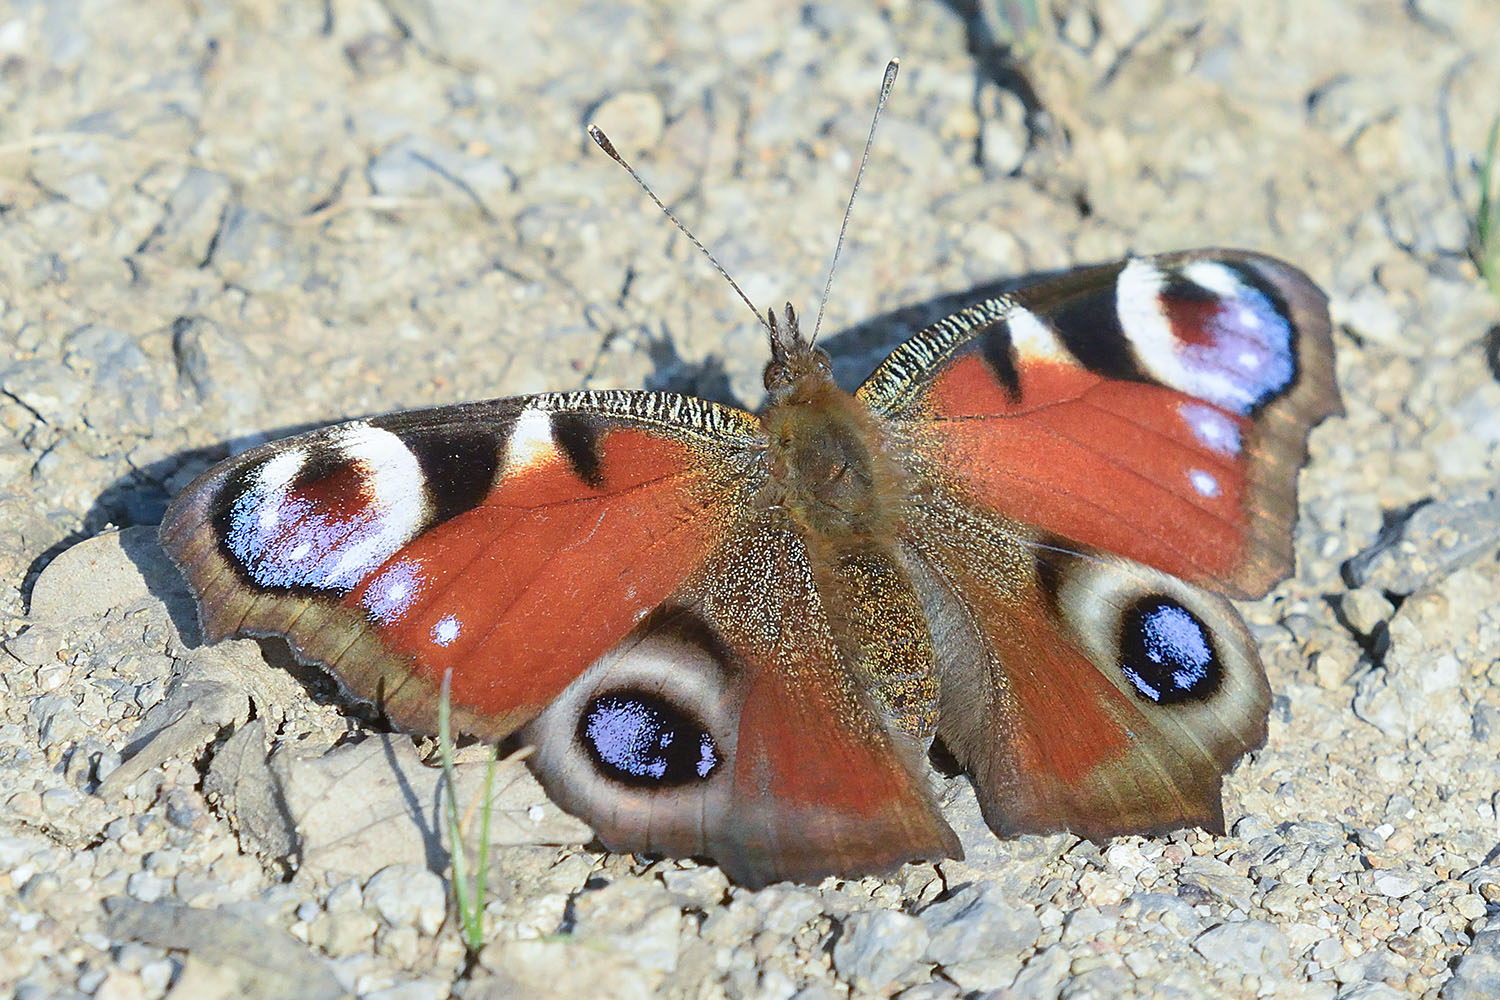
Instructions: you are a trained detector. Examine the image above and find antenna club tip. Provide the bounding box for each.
[587,125,617,157]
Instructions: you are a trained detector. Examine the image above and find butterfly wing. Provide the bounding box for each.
[523,511,959,887]
[859,250,1338,838]
[159,391,764,739]
[861,249,1339,599]
[161,390,958,885]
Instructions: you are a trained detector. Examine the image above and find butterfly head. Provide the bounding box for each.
[764,302,834,403]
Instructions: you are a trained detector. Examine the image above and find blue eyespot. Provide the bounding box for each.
[578,691,719,786]
[1118,598,1222,704]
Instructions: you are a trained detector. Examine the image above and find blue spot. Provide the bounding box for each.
[1118,598,1222,704]
[361,560,425,624]
[578,692,719,787]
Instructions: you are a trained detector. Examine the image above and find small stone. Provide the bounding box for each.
[376,924,421,967]
[19,871,60,902]
[364,864,447,936]
[1373,872,1421,898]
[1457,895,1489,921]
[945,955,1024,992]
[126,871,170,904]
[139,959,175,994]
[3,625,66,667]
[1192,920,1292,977]
[894,983,961,1000]
[325,879,364,913]
[93,971,146,1000]
[1341,588,1395,636]
[1333,285,1403,349]
[1445,925,1500,999]
[920,883,1041,966]
[1009,944,1071,997]
[1343,491,1500,594]
[833,910,930,993]
[306,910,379,958]
[1178,856,1256,912]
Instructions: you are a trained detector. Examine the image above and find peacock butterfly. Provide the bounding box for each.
[158,63,1340,887]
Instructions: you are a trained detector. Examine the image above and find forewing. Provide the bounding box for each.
[859,249,1340,599]
[159,390,762,739]
[522,513,961,888]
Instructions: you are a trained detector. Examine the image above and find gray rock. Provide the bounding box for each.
[833,910,930,993]
[203,719,297,862]
[105,897,344,1000]
[1178,856,1257,912]
[1005,944,1072,999]
[28,693,84,748]
[27,528,193,625]
[1444,925,1500,1000]
[137,167,234,267]
[1340,587,1395,637]
[1352,559,1499,738]
[1123,893,1204,935]
[1344,491,1500,595]
[271,734,588,884]
[2,624,68,668]
[363,864,446,935]
[1192,920,1292,977]
[1059,965,1133,999]
[920,883,1042,966]
[0,359,87,427]
[170,316,263,421]
[209,206,313,293]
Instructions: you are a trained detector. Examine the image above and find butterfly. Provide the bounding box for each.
[158,70,1340,889]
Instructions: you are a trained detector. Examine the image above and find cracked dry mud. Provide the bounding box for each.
[3,1,1500,998]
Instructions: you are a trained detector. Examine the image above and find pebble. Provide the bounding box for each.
[1447,925,1500,999]
[1343,491,1500,594]
[832,910,930,993]
[1178,856,1257,912]
[125,872,170,904]
[363,865,446,936]
[1193,920,1292,977]
[919,883,1041,966]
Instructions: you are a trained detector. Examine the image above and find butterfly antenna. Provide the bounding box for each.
[587,124,772,337]
[810,58,900,348]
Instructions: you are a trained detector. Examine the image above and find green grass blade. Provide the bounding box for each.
[1475,116,1500,299]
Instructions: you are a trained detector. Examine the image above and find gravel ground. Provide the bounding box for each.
[3,1,1500,998]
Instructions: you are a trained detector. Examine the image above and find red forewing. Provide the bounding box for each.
[159,391,762,738]
[860,249,1340,599]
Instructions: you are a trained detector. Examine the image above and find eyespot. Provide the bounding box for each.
[1117,597,1223,704]
[577,690,720,787]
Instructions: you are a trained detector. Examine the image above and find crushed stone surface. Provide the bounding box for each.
[3,1,1500,998]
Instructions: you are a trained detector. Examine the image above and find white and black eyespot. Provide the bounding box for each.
[1114,258,1296,415]
[1116,596,1222,704]
[1041,545,1261,719]
[215,422,431,594]
[577,689,720,787]
[524,607,741,821]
